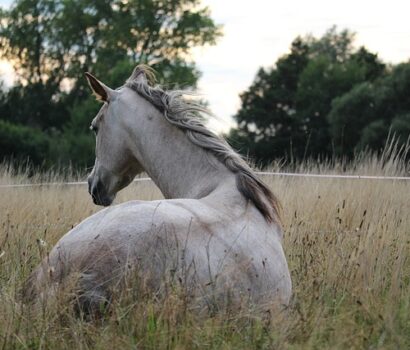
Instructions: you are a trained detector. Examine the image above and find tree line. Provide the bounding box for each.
[229,27,410,164]
[0,1,409,169]
[0,0,221,168]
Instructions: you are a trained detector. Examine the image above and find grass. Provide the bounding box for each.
[0,149,409,349]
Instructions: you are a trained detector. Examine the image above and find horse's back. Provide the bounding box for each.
[26,199,291,308]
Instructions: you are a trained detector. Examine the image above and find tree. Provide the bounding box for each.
[0,120,50,165]
[294,52,371,155]
[230,38,310,164]
[229,27,386,164]
[328,62,410,155]
[0,0,220,88]
[0,0,221,167]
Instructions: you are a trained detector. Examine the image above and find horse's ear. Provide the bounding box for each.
[85,72,113,102]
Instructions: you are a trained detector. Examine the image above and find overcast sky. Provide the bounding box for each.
[1,0,410,132]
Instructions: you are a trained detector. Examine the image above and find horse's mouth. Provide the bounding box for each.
[91,193,114,206]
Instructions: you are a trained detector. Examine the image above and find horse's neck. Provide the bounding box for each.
[129,107,234,199]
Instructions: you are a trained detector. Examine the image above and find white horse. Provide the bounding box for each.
[24,65,291,312]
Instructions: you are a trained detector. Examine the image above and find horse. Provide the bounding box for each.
[24,65,291,312]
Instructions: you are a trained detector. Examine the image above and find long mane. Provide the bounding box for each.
[125,65,281,224]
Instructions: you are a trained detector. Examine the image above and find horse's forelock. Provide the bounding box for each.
[127,64,157,86]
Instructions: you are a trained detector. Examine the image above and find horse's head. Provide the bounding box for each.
[85,69,146,206]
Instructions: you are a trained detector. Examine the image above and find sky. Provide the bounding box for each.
[1,0,410,132]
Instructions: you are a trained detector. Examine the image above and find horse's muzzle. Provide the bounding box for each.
[88,177,113,206]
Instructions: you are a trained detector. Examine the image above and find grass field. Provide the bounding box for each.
[0,149,409,349]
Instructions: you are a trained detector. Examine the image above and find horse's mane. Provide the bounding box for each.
[125,65,281,224]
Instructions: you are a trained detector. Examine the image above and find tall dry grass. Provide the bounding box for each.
[0,149,409,349]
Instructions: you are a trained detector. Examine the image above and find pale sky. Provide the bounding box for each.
[1,0,410,132]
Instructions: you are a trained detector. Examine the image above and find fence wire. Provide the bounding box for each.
[1,172,409,188]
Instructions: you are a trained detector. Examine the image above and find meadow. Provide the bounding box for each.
[0,148,409,349]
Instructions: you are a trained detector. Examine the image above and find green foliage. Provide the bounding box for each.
[0,0,220,87]
[0,120,50,164]
[0,82,68,130]
[231,38,310,164]
[229,27,392,164]
[391,112,410,144]
[295,54,370,154]
[307,26,355,62]
[0,0,221,168]
[329,63,410,155]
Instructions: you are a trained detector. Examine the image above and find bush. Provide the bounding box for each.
[0,120,50,165]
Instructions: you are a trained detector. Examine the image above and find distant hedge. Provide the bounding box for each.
[0,120,50,165]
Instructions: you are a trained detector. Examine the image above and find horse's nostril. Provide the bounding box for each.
[90,179,106,201]
[89,179,113,206]
[95,179,104,192]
